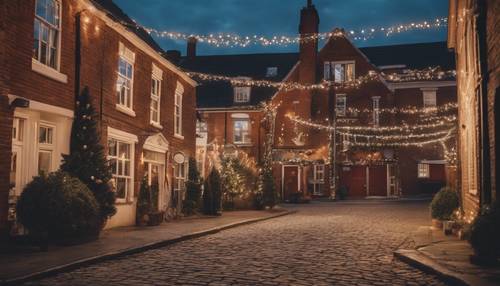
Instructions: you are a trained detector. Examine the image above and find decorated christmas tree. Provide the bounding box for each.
[61,87,116,223]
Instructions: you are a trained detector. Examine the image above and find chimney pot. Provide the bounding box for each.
[187,36,197,59]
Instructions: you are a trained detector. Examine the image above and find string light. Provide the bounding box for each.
[140,18,448,47]
[345,102,458,115]
[337,129,454,140]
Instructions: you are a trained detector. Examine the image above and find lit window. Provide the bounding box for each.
[324,61,355,82]
[38,124,54,175]
[234,87,251,103]
[372,96,380,126]
[336,94,347,116]
[108,139,132,201]
[233,119,251,144]
[174,82,184,137]
[422,89,437,108]
[150,77,161,125]
[196,121,207,133]
[116,43,135,111]
[314,165,325,182]
[33,0,61,69]
[266,67,278,77]
[418,163,430,178]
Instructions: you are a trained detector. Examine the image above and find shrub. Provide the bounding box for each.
[203,168,222,215]
[469,203,500,261]
[430,187,459,220]
[16,171,100,243]
[261,167,277,208]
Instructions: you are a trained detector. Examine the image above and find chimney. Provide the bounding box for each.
[187,36,197,59]
[298,0,319,84]
[165,50,181,64]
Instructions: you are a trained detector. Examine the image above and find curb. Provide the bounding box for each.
[394,249,492,286]
[2,210,295,286]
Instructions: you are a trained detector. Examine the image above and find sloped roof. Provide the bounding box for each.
[182,41,455,109]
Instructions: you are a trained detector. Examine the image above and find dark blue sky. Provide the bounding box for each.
[114,0,449,56]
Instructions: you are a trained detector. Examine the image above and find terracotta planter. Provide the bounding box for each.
[147,211,165,226]
[431,219,444,229]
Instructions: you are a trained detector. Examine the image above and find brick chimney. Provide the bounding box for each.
[187,36,197,59]
[298,0,319,84]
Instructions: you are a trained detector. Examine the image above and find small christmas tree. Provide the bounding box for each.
[183,157,202,215]
[61,87,116,223]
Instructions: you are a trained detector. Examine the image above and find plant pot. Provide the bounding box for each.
[147,211,165,226]
[431,219,443,229]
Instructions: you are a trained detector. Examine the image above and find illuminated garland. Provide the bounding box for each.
[337,129,454,140]
[386,67,456,82]
[346,134,453,148]
[142,18,448,47]
[345,102,458,115]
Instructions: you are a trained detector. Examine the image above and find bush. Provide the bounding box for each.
[16,171,100,243]
[430,187,459,220]
[203,168,222,215]
[261,167,277,208]
[183,158,202,216]
[469,203,500,261]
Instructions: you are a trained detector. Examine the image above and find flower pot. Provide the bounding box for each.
[432,219,444,229]
[147,211,165,226]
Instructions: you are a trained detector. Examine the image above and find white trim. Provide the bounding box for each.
[388,81,456,90]
[150,122,163,130]
[119,42,135,63]
[115,104,136,117]
[152,63,163,78]
[231,113,250,119]
[174,134,185,140]
[174,81,183,137]
[8,94,73,118]
[198,108,262,113]
[31,59,68,83]
[107,126,138,143]
[143,133,169,153]
[420,160,447,164]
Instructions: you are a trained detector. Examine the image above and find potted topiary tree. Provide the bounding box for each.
[16,171,101,247]
[430,187,459,229]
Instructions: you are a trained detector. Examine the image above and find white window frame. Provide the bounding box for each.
[418,163,430,178]
[107,127,137,204]
[174,82,184,139]
[314,164,325,182]
[324,61,355,82]
[372,96,381,126]
[173,161,187,192]
[150,64,163,128]
[336,94,347,117]
[422,88,437,108]
[116,42,136,116]
[234,86,251,103]
[37,122,55,175]
[33,0,61,70]
[266,67,278,77]
[232,114,251,145]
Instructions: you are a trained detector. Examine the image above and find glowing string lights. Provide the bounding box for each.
[141,18,448,47]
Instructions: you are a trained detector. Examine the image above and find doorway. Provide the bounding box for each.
[282,165,300,201]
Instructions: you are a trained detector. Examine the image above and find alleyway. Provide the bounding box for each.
[26,201,447,285]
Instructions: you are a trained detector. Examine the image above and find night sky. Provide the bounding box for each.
[113,0,449,56]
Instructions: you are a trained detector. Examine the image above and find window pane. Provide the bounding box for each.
[33,19,40,59]
[124,161,130,176]
[38,151,52,174]
[115,178,127,199]
[334,64,343,83]
[119,143,130,159]
[39,127,46,143]
[36,0,47,19]
[109,158,117,174]
[346,64,354,81]
[108,139,117,156]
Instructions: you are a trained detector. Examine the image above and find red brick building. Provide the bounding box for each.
[448,0,499,215]
[0,0,197,236]
[183,1,457,201]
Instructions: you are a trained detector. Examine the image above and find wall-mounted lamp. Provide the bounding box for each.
[10,98,30,108]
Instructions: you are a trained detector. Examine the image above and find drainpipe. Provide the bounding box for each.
[74,12,82,100]
[476,1,491,207]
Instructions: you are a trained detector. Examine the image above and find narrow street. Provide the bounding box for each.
[26,201,447,286]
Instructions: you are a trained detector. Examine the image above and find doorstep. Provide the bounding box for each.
[0,208,294,285]
[394,226,500,286]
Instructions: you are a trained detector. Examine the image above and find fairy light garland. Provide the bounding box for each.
[337,129,454,140]
[345,102,458,115]
[141,18,448,47]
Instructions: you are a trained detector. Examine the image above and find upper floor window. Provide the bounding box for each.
[232,114,251,144]
[324,61,355,83]
[33,0,61,69]
[174,82,184,137]
[336,94,347,117]
[422,88,437,108]
[372,96,380,126]
[150,64,162,126]
[234,87,251,103]
[266,67,278,77]
[196,121,207,133]
[116,43,135,112]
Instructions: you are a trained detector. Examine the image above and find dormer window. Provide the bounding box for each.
[234,86,251,103]
[266,67,278,77]
[324,61,355,82]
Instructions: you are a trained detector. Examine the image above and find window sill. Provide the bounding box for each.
[115,198,135,205]
[150,122,163,130]
[174,134,184,140]
[116,104,136,117]
[32,59,68,83]
[234,142,253,147]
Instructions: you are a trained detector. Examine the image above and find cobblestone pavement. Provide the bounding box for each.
[26,201,448,286]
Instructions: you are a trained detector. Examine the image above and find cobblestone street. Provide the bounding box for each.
[26,201,448,286]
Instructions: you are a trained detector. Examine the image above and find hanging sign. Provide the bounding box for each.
[173,152,185,164]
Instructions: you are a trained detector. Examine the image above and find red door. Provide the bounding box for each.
[368,165,387,196]
[283,166,299,201]
[340,166,367,198]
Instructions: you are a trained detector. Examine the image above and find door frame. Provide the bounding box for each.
[281,164,301,199]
